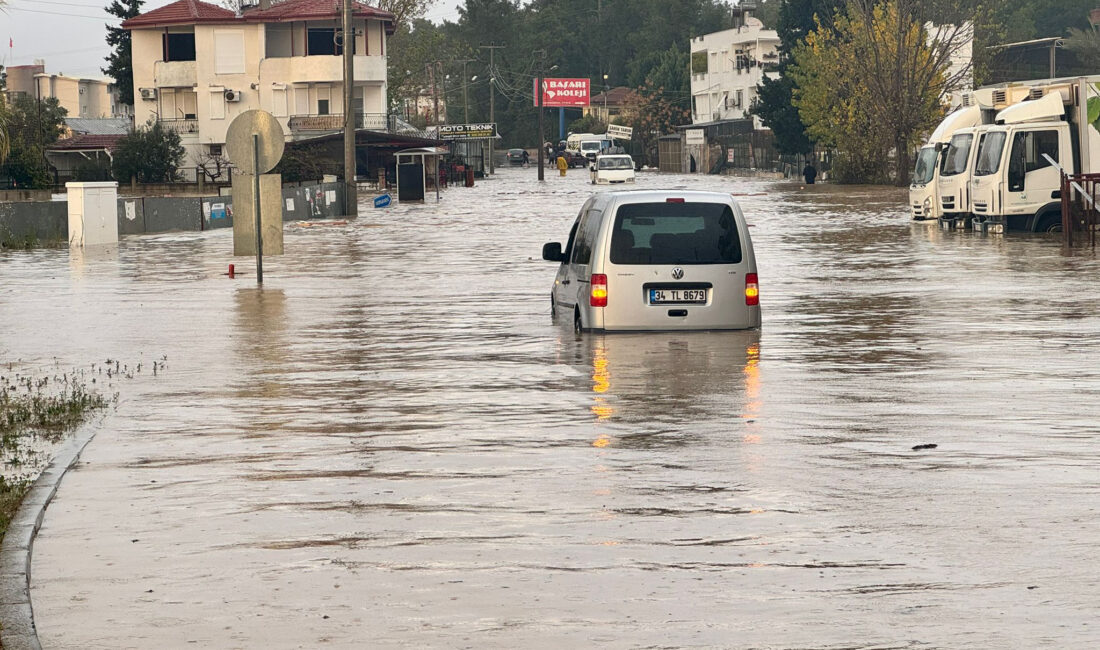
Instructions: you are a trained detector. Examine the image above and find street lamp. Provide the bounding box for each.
[602,73,609,123]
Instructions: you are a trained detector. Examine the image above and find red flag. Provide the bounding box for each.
[8,38,12,48]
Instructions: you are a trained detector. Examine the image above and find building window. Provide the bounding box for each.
[318,99,330,115]
[163,32,196,62]
[214,30,246,75]
[307,28,352,56]
[209,144,223,157]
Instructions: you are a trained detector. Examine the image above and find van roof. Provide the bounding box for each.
[593,190,739,207]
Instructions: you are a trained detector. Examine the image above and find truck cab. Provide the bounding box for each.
[936,124,992,229]
[970,91,1079,233]
[909,105,982,220]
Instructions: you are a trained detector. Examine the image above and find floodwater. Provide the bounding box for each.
[3,168,1100,649]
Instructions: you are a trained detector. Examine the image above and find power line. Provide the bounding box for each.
[6,6,120,21]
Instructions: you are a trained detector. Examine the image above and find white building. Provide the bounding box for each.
[123,0,394,166]
[689,14,780,128]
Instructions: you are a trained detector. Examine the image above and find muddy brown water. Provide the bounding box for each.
[2,169,1099,648]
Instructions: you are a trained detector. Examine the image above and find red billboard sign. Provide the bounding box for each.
[534,78,590,107]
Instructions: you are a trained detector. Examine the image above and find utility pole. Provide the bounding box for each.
[341,0,357,217]
[428,63,439,126]
[536,49,546,181]
[480,43,504,174]
[456,57,475,124]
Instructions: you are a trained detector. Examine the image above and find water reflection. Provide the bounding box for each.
[570,331,762,444]
[233,287,288,399]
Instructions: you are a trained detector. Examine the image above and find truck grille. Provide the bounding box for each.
[912,204,923,218]
[973,201,988,213]
[941,196,955,210]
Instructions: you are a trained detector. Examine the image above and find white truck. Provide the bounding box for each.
[909,105,984,220]
[970,77,1100,233]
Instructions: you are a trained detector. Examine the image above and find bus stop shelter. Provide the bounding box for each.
[395,147,447,203]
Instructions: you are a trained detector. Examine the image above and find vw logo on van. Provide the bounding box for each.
[671,267,684,279]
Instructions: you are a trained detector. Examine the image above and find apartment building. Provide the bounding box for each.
[4,62,123,119]
[689,13,780,128]
[123,0,394,165]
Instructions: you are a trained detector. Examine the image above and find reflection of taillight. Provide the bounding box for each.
[590,274,608,307]
[745,273,759,306]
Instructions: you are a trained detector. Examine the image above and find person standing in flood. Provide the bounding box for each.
[557,153,568,177]
[803,162,817,185]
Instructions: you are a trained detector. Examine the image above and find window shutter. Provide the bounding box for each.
[214,30,246,75]
[210,88,225,120]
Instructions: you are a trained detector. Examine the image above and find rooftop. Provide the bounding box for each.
[122,0,395,31]
[121,0,236,28]
[48,134,125,152]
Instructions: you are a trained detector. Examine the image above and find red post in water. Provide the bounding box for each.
[228,264,235,278]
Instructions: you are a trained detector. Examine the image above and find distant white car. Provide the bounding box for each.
[591,154,635,185]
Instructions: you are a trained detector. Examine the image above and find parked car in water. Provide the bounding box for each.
[541,190,760,332]
[591,154,636,185]
[507,148,528,165]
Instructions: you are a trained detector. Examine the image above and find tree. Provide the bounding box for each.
[616,83,691,168]
[1064,26,1100,70]
[1,95,67,189]
[376,0,435,27]
[752,0,846,156]
[111,122,185,183]
[791,0,971,184]
[104,0,144,106]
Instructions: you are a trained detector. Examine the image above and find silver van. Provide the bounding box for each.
[542,190,760,331]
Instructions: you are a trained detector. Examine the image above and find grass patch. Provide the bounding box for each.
[0,367,112,539]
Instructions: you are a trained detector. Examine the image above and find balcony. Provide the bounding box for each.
[289,113,394,132]
[259,55,387,84]
[153,60,197,88]
[159,118,199,135]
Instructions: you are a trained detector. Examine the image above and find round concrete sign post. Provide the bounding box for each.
[226,110,285,284]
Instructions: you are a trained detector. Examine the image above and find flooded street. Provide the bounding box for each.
[3,168,1100,648]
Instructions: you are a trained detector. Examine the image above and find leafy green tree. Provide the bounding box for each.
[1065,26,1100,70]
[1,95,67,189]
[792,0,968,184]
[752,0,845,156]
[104,0,144,106]
[111,122,185,183]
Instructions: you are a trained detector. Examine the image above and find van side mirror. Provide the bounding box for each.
[542,242,564,262]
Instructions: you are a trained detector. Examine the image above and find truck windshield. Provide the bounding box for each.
[975,132,1007,176]
[581,142,601,152]
[912,147,938,184]
[941,133,973,177]
[598,157,632,170]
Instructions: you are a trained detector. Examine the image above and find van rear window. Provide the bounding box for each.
[610,202,742,265]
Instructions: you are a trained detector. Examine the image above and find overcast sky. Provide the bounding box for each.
[0,0,461,80]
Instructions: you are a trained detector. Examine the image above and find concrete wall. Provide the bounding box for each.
[0,201,68,246]
[1,181,344,245]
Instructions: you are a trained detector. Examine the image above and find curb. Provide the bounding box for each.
[0,421,99,650]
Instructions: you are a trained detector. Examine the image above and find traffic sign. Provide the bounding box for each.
[374,194,392,208]
[225,110,285,175]
[607,124,633,140]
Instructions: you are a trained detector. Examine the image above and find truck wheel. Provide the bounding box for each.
[1036,214,1062,233]
[573,308,583,334]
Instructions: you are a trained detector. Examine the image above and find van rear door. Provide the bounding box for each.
[601,199,758,330]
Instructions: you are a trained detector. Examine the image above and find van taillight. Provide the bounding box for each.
[745,273,759,306]
[590,274,608,307]
[666,198,685,203]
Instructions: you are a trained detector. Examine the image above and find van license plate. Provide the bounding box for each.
[649,289,706,304]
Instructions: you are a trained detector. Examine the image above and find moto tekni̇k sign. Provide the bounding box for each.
[535,78,590,107]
